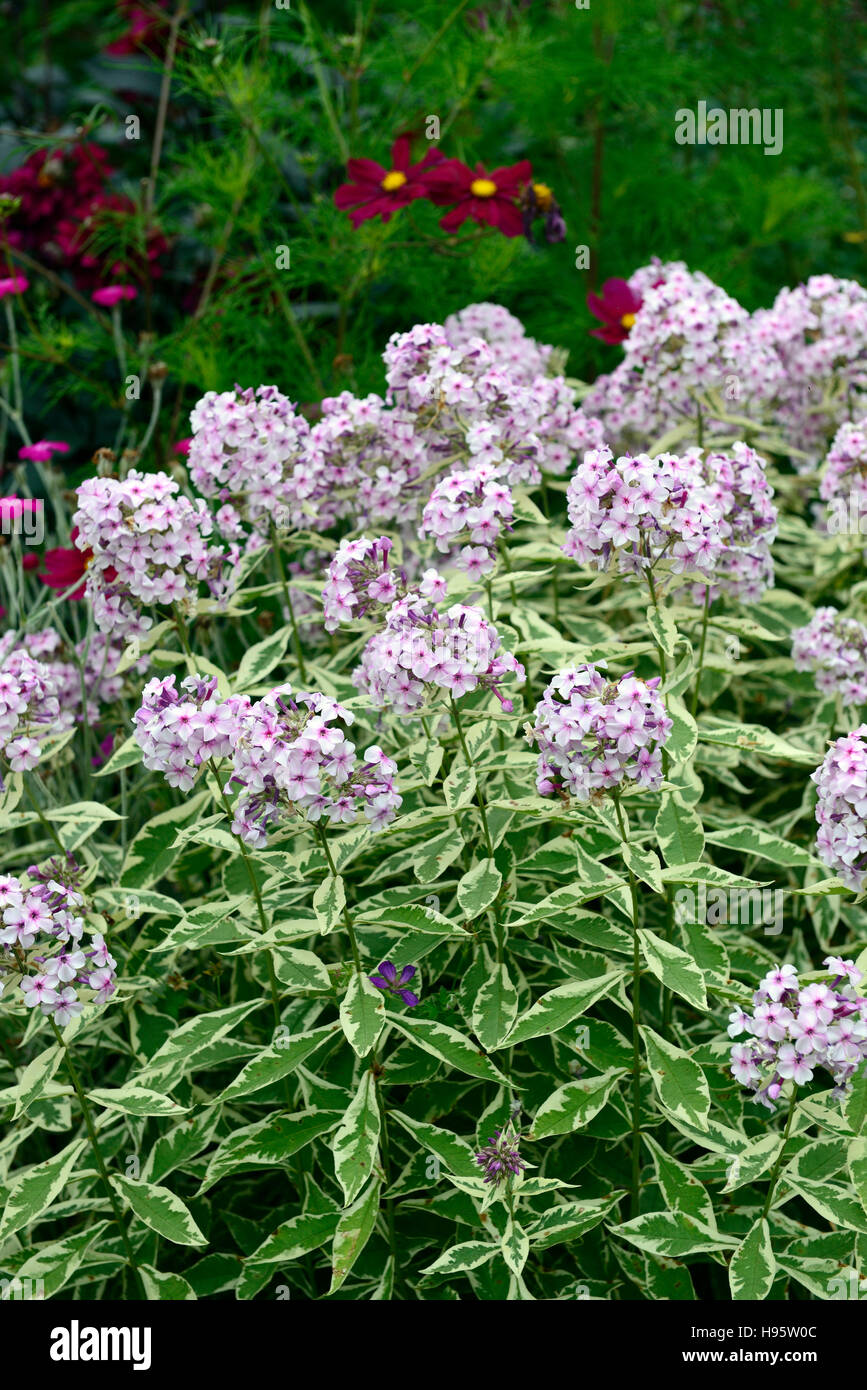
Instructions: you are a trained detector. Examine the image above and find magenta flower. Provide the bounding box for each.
[587,277,643,344]
[0,275,29,298]
[18,440,70,463]
[369,960,419,1007]
[173,438,192,455]
[91,284,137,307]
[335,136,445,228]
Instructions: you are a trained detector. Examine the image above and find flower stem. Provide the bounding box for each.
[269,522,308,683]
[315,822,362,977]
[690,587,711,719]
[449,694,494,858]
[49,1018,143,1295]
[761,1086,798,1221]
[613,790,642,1219]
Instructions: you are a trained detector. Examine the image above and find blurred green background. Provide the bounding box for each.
[2,0,867,454]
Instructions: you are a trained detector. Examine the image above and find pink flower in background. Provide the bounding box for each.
[18,441,70,463]
[173,438,192,455]
[0,276,29,298]
[92,284,137,307]
[335,135,445,227]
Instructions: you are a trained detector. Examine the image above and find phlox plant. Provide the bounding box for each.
[5,243,867,1309]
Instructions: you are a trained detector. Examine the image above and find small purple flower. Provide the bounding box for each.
[369,960,419,1007]
[475,1122,527,1188]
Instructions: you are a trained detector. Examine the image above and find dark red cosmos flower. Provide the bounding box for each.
[426,159,533,238]
[39,526,111,599]
[587,278,643,344]
[335,136,445,228]
[105,0,171,58]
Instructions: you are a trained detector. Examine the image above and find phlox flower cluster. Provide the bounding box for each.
[133,676,402,846]
[187,385,310,534]
[528,664,672,800]
[418,464,513,578]
[729,957,867,1105]
[73,471,239,638]
[443,302,553,382]
[812,728,867,889]
[384,322,581,486]
[792,608,867,708]
[229,691,401,846]
[819,418,867,522]
[0,638,72,775]
[353,594,525,715]
[755,276,867,464]
[285,392,426,533]
[322,534,446,632]
[0,858,116,1022]
[688,442,777,603]
[133,673,246,791]
[583,264,782,449]
[563,445,723,582]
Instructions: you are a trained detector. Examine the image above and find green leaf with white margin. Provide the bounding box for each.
[698,721,817,765]
[389,1111,478,1177]
[143,1107,222,1184]
[471,950,518,1051]
[121,790,211,890]
[137,1000,263,1089]
[722,1133,783,1193]
[313,874,345,933]
[729,1218,775,1300]
[613,1211,733,1258]
[12,1044,64,1120]
[849,1138,867,1215]
[138,1264,197,1300]
[392,1016,510,1083]
[355,902,460,934]
[339,971,386,1058]
[420,1241,498,1282]
[87,1086,190,1117]
[111,1174,207,1247]
[413,825,465,884]
[94,732,143,776]
[443,757,476,811]
[329,1177,381,1294]
[245,1211,341,1267]
[646,603,678,661]
[0,1138,87,1241]
[501,1215,530,1278]
[643,1133,716,1229]
[622,845,664,894]
[705,824,816,867]
[655,792,704,866]
[199,1110,342,1193]
[272,946,331,992]
[222,1023,339,1100]
[409,739,444,787]
[530,1068,627,1140]
[640,1026,710,1130]
[638,929,707,1010]
[457,858,502,919]
[526,1196,622,1251]
[499,970,626,1049]
[233,627,291,689]
[332,1071,381,1207]
[16,1223,109,1299]
[666,694,698,765]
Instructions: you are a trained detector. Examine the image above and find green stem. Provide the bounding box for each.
[690,588,711,720]
[761,1087,798,1221]
[24,780,66,856]
[315,823,362,976]
[208,759,283,1033]
[613,791,642,1220]
[449,695,494,858]
[269,522,308,682]
[49,1018,143,1294]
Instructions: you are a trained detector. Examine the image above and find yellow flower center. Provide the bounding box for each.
[470,178,498,198]
[381,170,407,191]
[620,312,637,329]
[532,182,553,211]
